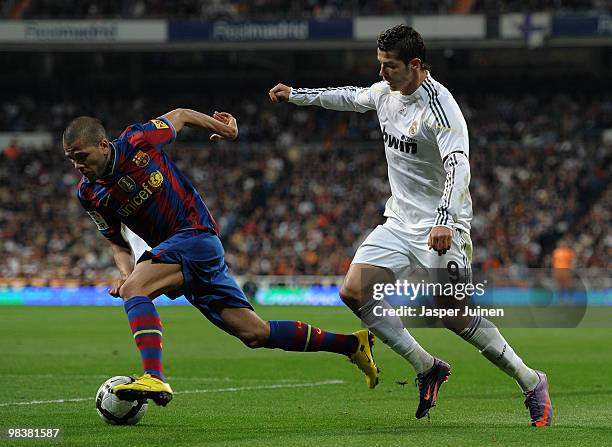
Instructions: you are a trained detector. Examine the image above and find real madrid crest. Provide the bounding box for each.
[408,120,418,137]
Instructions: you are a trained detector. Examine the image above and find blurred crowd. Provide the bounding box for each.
[0,140,278,281]
[565,183,611,269]
[1,88,610,281]
[464,92,610,271]
[2,0,608,20]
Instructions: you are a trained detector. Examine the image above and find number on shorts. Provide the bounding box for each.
[447,260,460,283]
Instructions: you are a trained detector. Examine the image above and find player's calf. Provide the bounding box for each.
[432,294,474,333]
[234,324,270,349]
[215,306,271,348]
[123,296,165,381]
[217,307,377,387]
[265,320,359,355]
[456,315,541,392]
[265,322,379,388]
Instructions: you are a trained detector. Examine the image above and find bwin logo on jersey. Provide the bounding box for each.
[382,127,417,154]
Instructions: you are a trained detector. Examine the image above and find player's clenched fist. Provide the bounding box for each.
[428,226,453,256]
[269,83,291,103]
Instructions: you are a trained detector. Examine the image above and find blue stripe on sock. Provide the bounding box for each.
[140,348,163,360]
[266,320,302,350]
[124,295,154,315]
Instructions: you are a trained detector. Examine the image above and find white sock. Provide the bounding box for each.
[459,316,540,392]
[357,298,434,374]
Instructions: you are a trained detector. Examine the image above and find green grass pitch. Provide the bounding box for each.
[1,306,610,446]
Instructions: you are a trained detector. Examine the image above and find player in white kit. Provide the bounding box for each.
[269,25,552,426]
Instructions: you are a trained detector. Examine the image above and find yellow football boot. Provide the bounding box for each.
[113,374,173,406]
[349,330,380,389]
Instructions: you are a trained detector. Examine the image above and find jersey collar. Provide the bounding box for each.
[414,71,437,103]
[99,141,118,180]
[397,71,432,103]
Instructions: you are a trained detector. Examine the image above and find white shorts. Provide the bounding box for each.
[352,217,473,279]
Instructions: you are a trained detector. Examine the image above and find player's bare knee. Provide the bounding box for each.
[118,280,147,301]
[339,284,365,310]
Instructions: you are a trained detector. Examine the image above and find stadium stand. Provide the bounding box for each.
[3,0,608,19]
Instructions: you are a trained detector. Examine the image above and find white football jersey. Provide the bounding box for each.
[289,73,472,234]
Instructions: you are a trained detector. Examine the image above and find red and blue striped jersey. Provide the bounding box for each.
[77,117,218,247]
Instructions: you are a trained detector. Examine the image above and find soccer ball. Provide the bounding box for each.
[95,376,148,425]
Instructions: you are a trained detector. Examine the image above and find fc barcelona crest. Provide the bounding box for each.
[132,150,150,167]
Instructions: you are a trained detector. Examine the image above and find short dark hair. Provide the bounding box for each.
[63,116,106,146]
[377,25,431,70]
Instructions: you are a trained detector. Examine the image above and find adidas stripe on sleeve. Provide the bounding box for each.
[289,86,378,113]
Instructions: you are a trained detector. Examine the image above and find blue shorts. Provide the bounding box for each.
[138,230,253,331]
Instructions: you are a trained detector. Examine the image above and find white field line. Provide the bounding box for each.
[0,380,346,408]
[174,380,345,396]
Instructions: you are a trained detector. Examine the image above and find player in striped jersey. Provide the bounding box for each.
[63,109,379,407]
[269,25,552,426]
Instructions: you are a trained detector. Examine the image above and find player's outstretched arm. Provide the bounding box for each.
[269,82,376,113]
[162,108,238,141]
